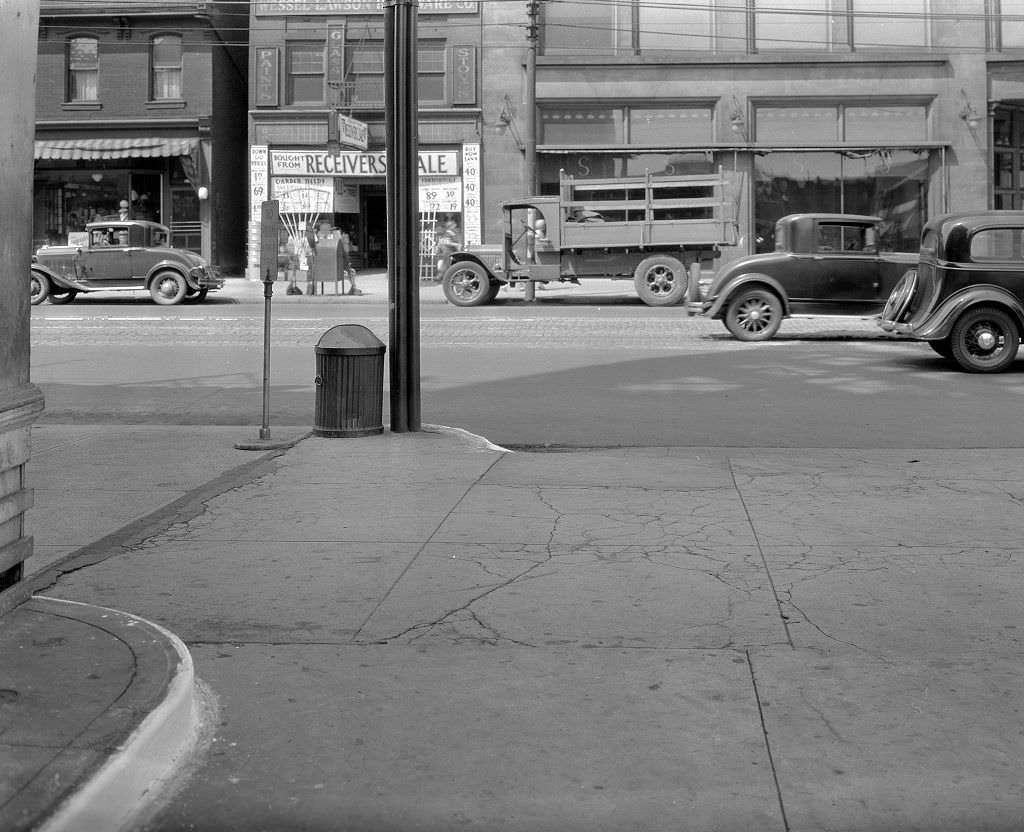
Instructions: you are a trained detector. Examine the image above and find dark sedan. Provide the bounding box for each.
[878,211,1024,372]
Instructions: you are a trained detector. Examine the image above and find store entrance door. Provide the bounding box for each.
[362,187,387,268]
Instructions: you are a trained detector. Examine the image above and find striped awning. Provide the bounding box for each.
[35,137,197,160]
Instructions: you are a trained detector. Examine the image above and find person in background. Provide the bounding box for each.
[337,224,360,295]
[434,216,461,278]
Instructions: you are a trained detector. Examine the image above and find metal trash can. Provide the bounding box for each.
[314,324,386,437]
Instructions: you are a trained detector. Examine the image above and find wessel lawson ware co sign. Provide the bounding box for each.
[255,0,477,13]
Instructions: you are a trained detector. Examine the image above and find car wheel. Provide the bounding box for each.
[442,262,493,307]
[724,288,783,341]
[30,272,49,306]
[48,287,78,305]
[949,306,1020,373]
[633,255,686,307]
[150,271,188,305]
[184,287,209,304]
[928,338,954,359]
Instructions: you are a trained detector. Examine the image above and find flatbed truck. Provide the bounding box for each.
[439,168,738,306]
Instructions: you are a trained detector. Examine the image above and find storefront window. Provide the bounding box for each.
[629,108,713,144]
[756,108,839,143]
[754,149,929,251]
[541,109,625,145]
[756,104,927,143]
[538,152,716,190]
[845,106,928,142]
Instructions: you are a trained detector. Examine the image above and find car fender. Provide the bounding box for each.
[31,263,86,292]
[703,272,790,319]
[145,261,197,290]
[915,285,1024,340]
[447,251,504,285]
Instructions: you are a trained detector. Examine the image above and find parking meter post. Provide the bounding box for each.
[257,200,280,441]
[259,268,274,439]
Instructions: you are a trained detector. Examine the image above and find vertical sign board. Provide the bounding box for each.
[255,48,279,107]
[248,146,270,278]
[462,142,481,245]
[449,45,476,105]
[327,26,345,89]
[250,145,269,222]
[260,200,281,282]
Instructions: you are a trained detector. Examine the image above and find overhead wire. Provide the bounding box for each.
[38,1,1024,54]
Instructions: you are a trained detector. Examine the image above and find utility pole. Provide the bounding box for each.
[384,0,421,432]
[522,0,541,303]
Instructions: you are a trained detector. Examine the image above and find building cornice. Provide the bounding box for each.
[537,53,950,70]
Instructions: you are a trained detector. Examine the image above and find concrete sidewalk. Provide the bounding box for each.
[5,424,1024,830]
[219,271,641,305]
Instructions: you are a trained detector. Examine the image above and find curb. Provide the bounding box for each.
[24,598,202,832]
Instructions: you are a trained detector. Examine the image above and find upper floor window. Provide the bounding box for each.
[418,45,446,105]
[542,0,622,55]
[151,35,183,100]
[994,0,1024,48]
[754,0,834,51]
[348,45,384,105]
[287,41,325,105]
[67,36,98,102]
[751,0,929,53]
[638,2,714,51]
[543,0,713,55]
[343,43,449,107]
[852,0,928,50]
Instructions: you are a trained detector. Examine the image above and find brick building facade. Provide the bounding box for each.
[34,1,250,273]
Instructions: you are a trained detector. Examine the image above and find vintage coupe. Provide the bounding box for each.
[877,211,1024,373]
[695,213,917,340]
[31,220,224,306]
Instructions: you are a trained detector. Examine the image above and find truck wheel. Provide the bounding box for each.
[442,262,494,307]
[633,255,686,306]
[949,306,1020,373]
[30,272,49,306]
[150,271,188,305]
[724,288,783,341]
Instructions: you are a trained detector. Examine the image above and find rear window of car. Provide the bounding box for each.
[816,223,872,253]
[970,228,1024,261]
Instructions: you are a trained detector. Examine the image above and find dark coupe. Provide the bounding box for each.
[31,220,224,306]
[695,213,916,340]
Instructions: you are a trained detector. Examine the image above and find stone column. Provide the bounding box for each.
[0,0,45,616]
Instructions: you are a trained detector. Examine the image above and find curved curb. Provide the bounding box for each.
[422,423,512,454]
[29,597,201,832]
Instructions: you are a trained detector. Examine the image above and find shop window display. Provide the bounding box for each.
[754,149,929,252]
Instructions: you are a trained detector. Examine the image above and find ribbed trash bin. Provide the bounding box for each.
[314,324,386,437]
